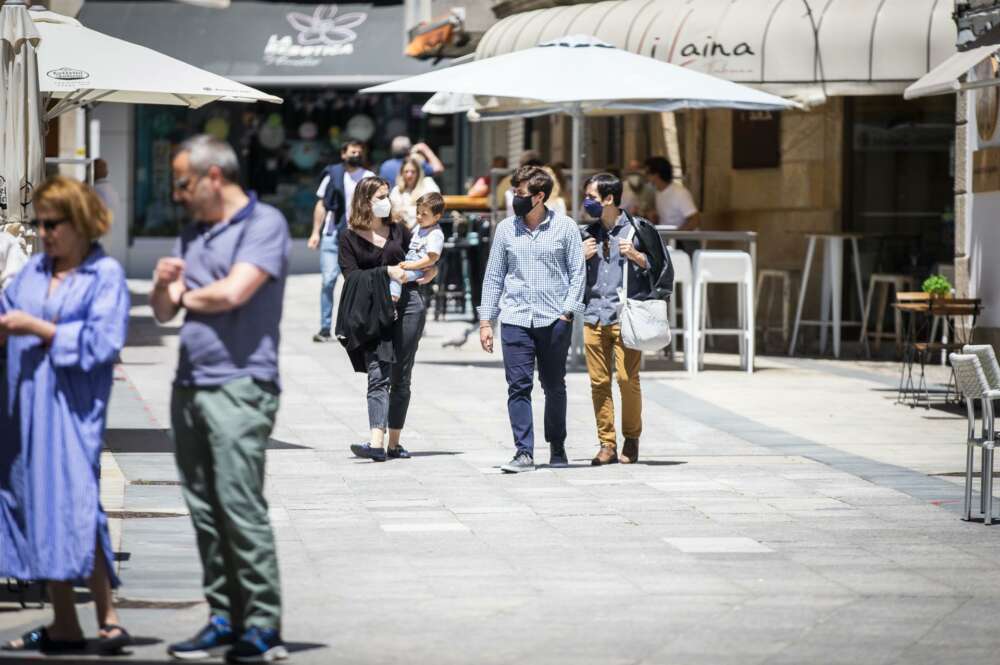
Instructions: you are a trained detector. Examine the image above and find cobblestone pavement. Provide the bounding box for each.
[2,275,998,664]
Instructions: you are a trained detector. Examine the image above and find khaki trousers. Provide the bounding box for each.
[583,323,642,448]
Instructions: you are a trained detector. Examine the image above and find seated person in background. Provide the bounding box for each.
[620,159,657,218]
[467,156,509,197]
[390,192,446,303]
[645,156,699,230]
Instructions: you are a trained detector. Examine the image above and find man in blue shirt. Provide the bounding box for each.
[151,135,290,663]
[378,135,445,185]
[479,165,586,473]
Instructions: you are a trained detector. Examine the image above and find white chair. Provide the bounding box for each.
[693,250,754,374]
[667,247,696,374]
[950,353,999,524]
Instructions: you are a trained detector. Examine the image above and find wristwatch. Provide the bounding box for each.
[562,311,575,321]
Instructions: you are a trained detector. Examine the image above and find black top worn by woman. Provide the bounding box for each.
[335,223,413,372]
[338,222,411,275]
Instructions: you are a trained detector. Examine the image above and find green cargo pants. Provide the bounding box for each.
[171,376,282,631]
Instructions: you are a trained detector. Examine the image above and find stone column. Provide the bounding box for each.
[954,90,970,298]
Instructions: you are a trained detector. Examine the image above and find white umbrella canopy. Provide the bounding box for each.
[0,0,45,227]
[364,35,797,217]
[32,7,281,120]
[366,35,797,115]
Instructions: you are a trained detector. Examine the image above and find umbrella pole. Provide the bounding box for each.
[570,108,583,222]
[569,107,584,367]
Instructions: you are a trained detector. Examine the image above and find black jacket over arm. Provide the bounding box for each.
[335,268,396,373]
[582,212,673,305]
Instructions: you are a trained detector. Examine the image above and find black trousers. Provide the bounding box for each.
[364,287,427,430]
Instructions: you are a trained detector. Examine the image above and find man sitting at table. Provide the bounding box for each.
[645,156,699,230]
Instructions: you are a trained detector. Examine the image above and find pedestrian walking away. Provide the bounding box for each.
[580,173,673,465]
[151,135,291,663]
[336,177,437,462]
[309,140,375,344]
[0,177,132,656]
[479,165,586,473]
[378,135,445,184]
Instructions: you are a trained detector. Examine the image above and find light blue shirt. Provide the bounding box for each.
[478,208,586,328]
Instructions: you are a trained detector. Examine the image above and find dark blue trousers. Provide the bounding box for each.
[500,320,573,457]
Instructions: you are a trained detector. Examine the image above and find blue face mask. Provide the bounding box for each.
[582,197,604,218]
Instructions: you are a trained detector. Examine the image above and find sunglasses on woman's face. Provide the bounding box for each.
[29,218,69,232]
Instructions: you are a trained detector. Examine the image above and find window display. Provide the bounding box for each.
[133,88,454,238]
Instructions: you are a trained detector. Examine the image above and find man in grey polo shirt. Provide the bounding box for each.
[151,135,290,663]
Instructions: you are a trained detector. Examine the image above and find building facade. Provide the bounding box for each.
[465,0,960,339]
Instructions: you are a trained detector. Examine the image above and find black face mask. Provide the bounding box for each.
[512,194,537,217]
[345,156,363,167]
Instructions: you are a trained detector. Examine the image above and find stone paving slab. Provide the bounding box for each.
[3,275,999,664]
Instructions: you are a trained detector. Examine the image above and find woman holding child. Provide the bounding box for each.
[337,177,441,462]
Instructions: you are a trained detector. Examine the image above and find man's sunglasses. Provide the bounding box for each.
[28,218,69,232]
[602,235,610,261]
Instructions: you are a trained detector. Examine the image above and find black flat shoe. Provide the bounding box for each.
[98,623,133,655]
[1,626,46,651]
[2,626,87,653]
[387,445,411,459]
[350,442,387,462]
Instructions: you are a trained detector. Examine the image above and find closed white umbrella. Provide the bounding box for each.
[0,0,44,228]
[32,7,280,120]
[364,35,798,218]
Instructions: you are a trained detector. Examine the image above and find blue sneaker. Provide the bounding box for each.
[168,615,235,660]
[225,627,288,663]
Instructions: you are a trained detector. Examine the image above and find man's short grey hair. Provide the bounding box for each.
[178,134,240,182]
[390,135,412,154]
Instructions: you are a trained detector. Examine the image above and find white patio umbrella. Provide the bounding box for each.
[32,7,281,119]
[364,35,798,218]
[0,0,44,227]
[0,4,281,239]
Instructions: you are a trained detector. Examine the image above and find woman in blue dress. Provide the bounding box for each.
[0,176,132,654]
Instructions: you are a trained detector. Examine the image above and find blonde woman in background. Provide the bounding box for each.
[389,156,440,228]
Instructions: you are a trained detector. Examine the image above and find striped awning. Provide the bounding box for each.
[477,0,957,101]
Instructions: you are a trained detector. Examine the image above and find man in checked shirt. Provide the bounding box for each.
[479,165,586,473]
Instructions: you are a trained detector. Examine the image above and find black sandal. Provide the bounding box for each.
[98,623,133,654]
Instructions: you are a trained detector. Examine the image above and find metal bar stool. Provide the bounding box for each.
[788,233,866,358]
[860,273,914,356]
[755,268,797,351]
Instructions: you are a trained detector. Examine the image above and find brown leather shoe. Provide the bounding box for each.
[620,438,639,464]
[591,445,618,466]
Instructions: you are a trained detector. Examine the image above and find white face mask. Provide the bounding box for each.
[371,198,391,218]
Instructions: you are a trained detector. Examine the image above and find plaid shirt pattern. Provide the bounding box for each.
[478,209,586,327]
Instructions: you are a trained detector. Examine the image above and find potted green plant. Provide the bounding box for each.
[922,274,953,299]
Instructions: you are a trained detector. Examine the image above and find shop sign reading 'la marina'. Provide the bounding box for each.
[264,5,367,67]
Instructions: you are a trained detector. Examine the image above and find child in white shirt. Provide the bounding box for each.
[390,192,446,301]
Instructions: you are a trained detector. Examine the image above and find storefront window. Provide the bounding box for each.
[133,89,454,238]
[846,95,955,276]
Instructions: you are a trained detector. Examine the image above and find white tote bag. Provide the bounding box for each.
[618,227,672,352]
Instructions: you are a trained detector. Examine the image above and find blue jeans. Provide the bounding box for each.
[389,269,424,299]
[319,233,341,332]
[500,320,573,457]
